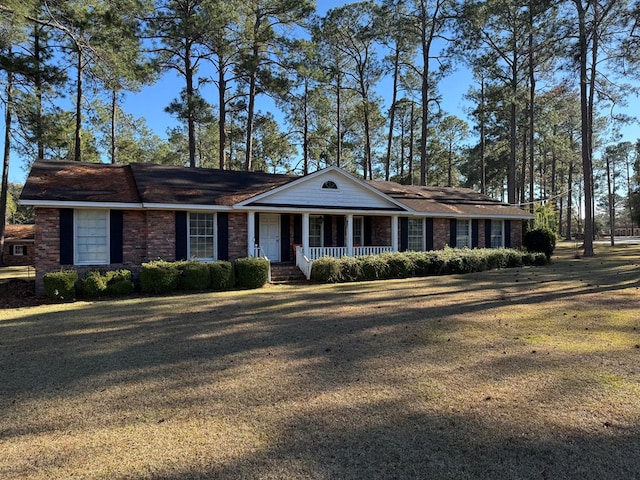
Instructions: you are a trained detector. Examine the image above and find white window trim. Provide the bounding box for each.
[456,219,472,249]
[74,209,110,265]
[491,220,505,248]
[408,217,425,252]
[11,245,26,256]
[309,215,324,248]
[352,216,364,246]
[187,212,218,262]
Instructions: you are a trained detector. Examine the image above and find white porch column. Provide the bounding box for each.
[346,214,354,257]
[391,215,399,252]
[302,213,310,258]
[247,211,255,257]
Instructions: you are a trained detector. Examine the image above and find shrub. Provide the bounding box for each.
[140,260,180,294]
[524,228,556,259]
[311,257,342,283]
[209,261,235,290]
[235,257,269,289]
[382,252,415,278]
[81,270,108,297]
[80,269,134,298]
[340,256,362,282]
[43,270,77,301]
[178,261,211,290]
[359,255,390,280]
[105,269,135,295]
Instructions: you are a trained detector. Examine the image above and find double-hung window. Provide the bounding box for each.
[490,220,504,248]
[75,209,109,265]
[189,212,216,261]
[456,220,471,249]
[408,218,424,251]
[352,216,363,246]
[309,215,323,247]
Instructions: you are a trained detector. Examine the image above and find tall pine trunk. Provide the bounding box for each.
[0,66,13,266]
[74,47,82,162]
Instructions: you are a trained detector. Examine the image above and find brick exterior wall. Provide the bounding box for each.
[146,210,176,260]
[228,212,248,260]
[433,218,450,250]
[510,220,523,248]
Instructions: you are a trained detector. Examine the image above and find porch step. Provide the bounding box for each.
[270,263,308,284]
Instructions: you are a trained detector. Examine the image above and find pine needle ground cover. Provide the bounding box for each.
[1,244,639,479]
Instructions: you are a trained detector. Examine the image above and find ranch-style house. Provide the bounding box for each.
[20,161,533,292]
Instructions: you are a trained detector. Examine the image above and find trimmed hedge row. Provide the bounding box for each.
[43,257,268,301]
[310,248,549,283]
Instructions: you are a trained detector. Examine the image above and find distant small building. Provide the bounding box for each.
[612,227,640,236]
[3,224,35,266]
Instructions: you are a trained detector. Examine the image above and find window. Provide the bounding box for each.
[353,216,363,246]
[322,180,338,189]
[189,212,216,260]
[75,209,109,265]
[309,215,323,247]
[491,220,504,248]
[456,220,471,249]
[408,218,424,251]
[11,245,26,256]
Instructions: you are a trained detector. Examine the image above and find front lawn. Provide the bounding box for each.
[1,244,639,479]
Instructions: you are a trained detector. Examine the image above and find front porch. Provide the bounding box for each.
[248,212,399,280]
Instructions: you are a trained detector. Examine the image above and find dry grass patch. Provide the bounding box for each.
[1,244,639,479]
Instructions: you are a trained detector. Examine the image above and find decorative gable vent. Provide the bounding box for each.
[322,180,338,190]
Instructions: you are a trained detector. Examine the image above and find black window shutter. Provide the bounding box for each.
[364,217,373,245]
[472,219,479,248]
[217,213,229,260]
[175,211,188,260]
[323,215,333,247]
[59,208,74,264]
[336,216,345,247]
[110,210,123,263]
[504,220,511,248]
[293,215,302,244]
[254,213,260,248]
[426,218,434,251]
[485,220,492,248]
[280,214,290,262]
[400,217,409,252]
[449,219,457,247]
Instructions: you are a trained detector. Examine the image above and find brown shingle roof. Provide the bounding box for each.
[20,161,140,204]
[20,161,531,218]
[368,181,531,217]
[4,224,35,241]
[129,163,295,205]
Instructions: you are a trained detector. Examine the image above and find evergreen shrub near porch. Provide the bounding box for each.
[310,248,549,283]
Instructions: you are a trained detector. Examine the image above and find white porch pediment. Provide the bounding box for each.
[236,166,408,212]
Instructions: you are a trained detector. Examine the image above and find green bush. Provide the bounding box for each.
[80,269,134,298]
[382,252,415,278]
[311,257,342,283]
[81,270,107,297]
[140,260,180,294]
[43,270,78,301]
[209,261,235,290]
[359,255,390,281]
[524,228,556,259]
[340,256,362,282]
[234,257,269,289]
[178,261,211,290]
[105,269,135,295]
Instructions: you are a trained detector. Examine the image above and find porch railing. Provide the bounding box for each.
[295,245,394,280]
[306,245,393,260]
[253,245,271,283]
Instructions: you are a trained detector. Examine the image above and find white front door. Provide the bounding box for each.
[259,214,280,262]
